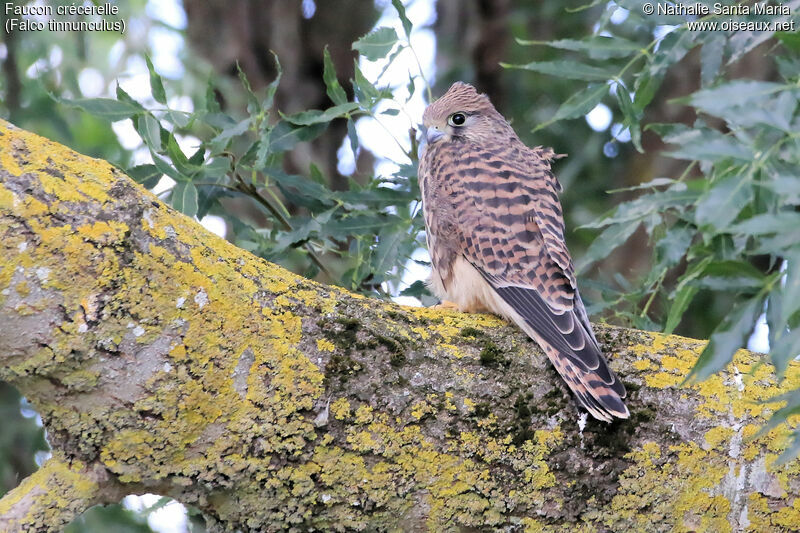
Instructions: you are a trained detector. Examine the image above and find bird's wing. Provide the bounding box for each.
[446,141,627,421]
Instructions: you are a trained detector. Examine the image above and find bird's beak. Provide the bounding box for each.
[426,126,444,144]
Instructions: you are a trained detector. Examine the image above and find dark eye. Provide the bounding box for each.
[448,112,467,127]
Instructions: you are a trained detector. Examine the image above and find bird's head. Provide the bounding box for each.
[421,82,511,145]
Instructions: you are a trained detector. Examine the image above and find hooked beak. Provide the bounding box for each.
[426,126,444,144]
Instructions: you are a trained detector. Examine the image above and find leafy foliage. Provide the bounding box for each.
[506,0,800,455]
[64,11,429,297]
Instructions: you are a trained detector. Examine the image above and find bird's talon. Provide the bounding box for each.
[433,300,460,311]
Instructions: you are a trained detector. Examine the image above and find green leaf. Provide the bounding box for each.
[262,52,282,111]
[550,84,608,122]
[149,150,180,181]
[753,390,800,450]
[144,55,167,105]
[501,60,617,81]
[126,164,162,189]
[694,175,754,230]
[371,225,406,281]
[392,0,413,37]
[210,118,251,149]
[633,71,662,112]
[607,177,679,193]
[728,212,800,235]
[400,280,432,299]
[205,80,221,113]
[281,102,361,126]
[680,81,788,117]
[136,114,163,151]
[666,132,753,162]
[688,260,766,292]
[615,84,643,152]
[352,27,399,61]
[352,62,381,105]
[517,36,641,60]
[236,62,260,115]
[700,35,725,87]
[776,429,800,466]
[575,222,640,273]
[663,285,698,335]
[268,170,336,209]
[347,118,359,156]
[655,224,694,268]
[66,97,144,122]
[771,327,800,377]
[171,181,198,217]
[273,217,322,253]
[162,109,192,129]
[727,22,785,65]
[266,121,328,154]
[649,29,692,77]
[685,296,763,383]
[166,134,199,179]
[777,30,800,51]
[323,46,348,105]
[324,214,402,234]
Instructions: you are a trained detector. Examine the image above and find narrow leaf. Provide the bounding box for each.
[685,296,763,383]
[615,84,643,152]
[664,285,698,335]
[392,0,413,37]
[171,182,199,218]
[551,84,608,122]
[262,52,282,111]
[517,36,641,59]
[126,164,162,189]
[352,27,399,61]
[281,102,361,126]
[695,175,754,230]
[502,60,617,81]
[323,46,348,105]
[66,97,144,121]
[145,55,167,105]
[575,222,639,273]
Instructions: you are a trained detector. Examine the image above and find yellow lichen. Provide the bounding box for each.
[316,338,336,352]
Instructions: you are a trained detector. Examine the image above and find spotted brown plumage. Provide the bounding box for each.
[419,82,628,422]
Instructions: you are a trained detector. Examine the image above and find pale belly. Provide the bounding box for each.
[428,255,512,319]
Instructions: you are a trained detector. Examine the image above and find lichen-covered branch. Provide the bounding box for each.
[1,118,799,532]
[0,452,125,531]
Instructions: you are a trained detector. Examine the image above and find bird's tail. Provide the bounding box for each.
[545,343,629,422]
[516,319,629,423]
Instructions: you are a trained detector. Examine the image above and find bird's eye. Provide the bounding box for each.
[448,112,467,127]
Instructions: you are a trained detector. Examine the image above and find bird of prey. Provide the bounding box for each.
[418,82,629,422]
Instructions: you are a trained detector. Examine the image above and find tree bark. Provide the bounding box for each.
[1,119,799,532]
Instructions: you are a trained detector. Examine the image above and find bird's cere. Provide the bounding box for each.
[426,126,444,144]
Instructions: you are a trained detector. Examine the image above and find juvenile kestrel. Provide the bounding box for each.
[419,82,629,422]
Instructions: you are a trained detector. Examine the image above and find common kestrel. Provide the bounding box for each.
[419,82,629,422]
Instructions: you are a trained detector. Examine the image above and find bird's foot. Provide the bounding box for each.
[433,300,460,311]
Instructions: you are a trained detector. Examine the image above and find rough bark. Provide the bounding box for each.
[1,119,799,532]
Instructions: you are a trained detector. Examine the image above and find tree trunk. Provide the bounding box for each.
[1,119,799,532]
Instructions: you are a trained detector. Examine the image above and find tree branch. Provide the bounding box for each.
[0,452,126,531]
[1,118,799,532]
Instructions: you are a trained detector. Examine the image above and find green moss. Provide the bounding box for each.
[459,326,484,338]
[622,380,641,393]
[479,341,506,368]
[318,316,361,354]
[325,353,364,383]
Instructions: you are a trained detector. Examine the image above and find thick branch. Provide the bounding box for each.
[1,119,799,532]
[0,452,125,531]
